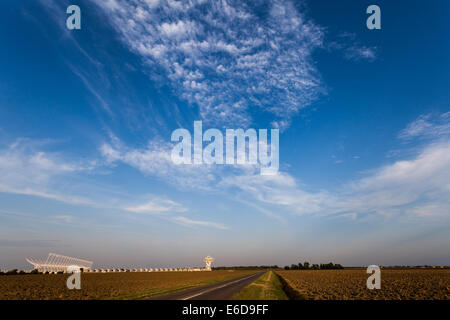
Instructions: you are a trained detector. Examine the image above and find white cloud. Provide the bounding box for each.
[408,204,450,217]
[0,138,198,229]
[158,20,197,39]
[125,198,186,214]
[93,0,325,130]
[399,113,450,140]
[0,139,95,205]
[341,141,450,215]
[328,32,377,62]
[219,170,333,215]
[0,139,190,220]
[171,216,228,230]
[220,135,450,218]
[99,112,450,220]
[100,139,218,190]
[344,46,377,62]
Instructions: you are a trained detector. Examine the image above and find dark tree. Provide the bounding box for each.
[6,269,18,275]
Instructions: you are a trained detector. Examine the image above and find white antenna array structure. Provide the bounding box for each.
[26,253,93,273]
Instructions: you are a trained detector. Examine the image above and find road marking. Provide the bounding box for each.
[180,273,261,300]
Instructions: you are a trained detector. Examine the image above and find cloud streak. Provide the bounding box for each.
[125,198,186,214]
[399,112,450,141]
[98,112,450,220]
[100,139,218,190]
[0,138,228,231]
[0,139,97,206]
[328,32,378,62]
[220,113,450,219]
[171,216,228,230]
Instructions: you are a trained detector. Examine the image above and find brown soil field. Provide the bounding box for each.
[0,270,257,300]
[276,269,450,300]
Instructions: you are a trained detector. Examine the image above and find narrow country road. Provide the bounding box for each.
[151,271,265,300]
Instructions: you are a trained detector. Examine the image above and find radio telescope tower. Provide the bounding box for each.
[203,256,214,271]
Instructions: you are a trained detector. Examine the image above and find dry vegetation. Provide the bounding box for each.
[276,269,450,300]
[232,271,288,300]
[0,270,257,300]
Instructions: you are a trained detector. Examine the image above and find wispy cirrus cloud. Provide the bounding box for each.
[125,198,186,214]
[124,198,228,230]
[399,112,450,140]
[0,138,191,214]
[0,138,229,229]
[100,139,218,190]
[341,140,450,217]
[98,112,450,220]
[0,139,97,206]
[344,45,377,62]
[222,141,450,218]
[220,113,450,219]
[171,216,228,230]
[94,0,325,130]
[328,32,378,62]
[38,0,378,131]
[99,132,275,192]
[36,0,115,115]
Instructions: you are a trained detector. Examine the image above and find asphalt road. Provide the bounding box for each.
[151,271,265,300]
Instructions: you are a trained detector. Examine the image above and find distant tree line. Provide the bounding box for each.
[0,269,42,275]
[213,265,280,270]
[283,262,344,270]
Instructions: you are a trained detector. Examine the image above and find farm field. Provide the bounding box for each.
[276,269,450,300]
[0,270,258,300]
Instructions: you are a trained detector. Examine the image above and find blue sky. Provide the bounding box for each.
[0,0,449,269]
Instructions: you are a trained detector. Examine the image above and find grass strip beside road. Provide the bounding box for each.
[231,270,288,300]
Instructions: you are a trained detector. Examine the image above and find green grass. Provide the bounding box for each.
[231,271,288,300]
